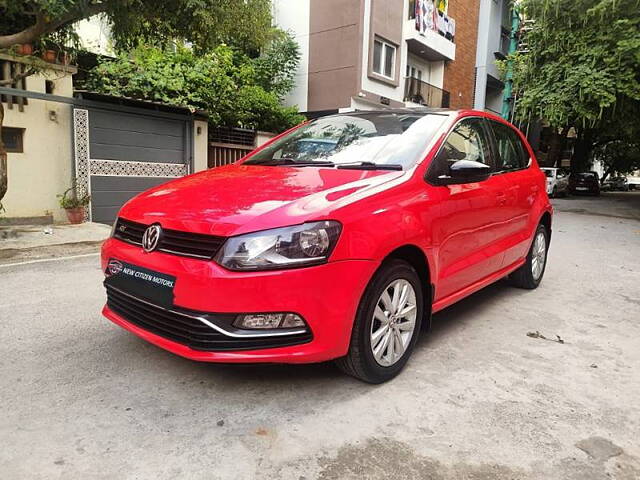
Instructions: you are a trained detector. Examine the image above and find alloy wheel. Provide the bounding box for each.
[370,279,418,367]
[531,231,547,281]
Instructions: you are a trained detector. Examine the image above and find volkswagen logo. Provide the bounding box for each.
[142,224,162,253]
[106,259,123,276]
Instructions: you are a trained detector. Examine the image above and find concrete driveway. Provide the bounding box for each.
[1,194,639,479]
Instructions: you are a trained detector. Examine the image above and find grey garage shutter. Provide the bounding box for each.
[74,105,193,225]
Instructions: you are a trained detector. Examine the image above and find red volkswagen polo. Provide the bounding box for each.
[101,109,552,383]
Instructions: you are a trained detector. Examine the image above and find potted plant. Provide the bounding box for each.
[57,186,90,224]
[16,43,34,55]
[42,49,57,62]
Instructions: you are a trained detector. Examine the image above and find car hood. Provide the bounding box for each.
[119,164,406,236]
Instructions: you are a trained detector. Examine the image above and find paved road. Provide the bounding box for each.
[2,198,639,479]
[552,190,640,221]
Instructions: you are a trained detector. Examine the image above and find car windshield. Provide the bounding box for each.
[542,169,554,178]
[244,112,448,169]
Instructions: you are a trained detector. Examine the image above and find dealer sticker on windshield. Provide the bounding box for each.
[104,258,176,307]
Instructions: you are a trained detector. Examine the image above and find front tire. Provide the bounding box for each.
[336,260,424,383]
[508,224,549,289]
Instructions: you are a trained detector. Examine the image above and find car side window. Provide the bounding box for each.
[430,118,493,179]
[491,121,529,172]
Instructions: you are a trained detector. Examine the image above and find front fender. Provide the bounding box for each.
[329,185,437,281]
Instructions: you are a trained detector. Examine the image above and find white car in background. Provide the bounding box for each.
[541,167,569,197]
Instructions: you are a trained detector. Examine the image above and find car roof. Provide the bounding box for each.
[322,108,514,125]
[332,107,458,117]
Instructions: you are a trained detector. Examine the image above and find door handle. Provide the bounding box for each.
[496,192,507,205]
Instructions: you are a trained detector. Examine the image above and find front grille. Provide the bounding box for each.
[106,285,313,351]
[113,217,225,260]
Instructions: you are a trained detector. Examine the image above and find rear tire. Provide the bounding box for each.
[508,224,549,290]
[336,260,424,383]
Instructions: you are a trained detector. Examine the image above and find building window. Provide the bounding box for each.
[373,38,396,79]
[1,127,25,153]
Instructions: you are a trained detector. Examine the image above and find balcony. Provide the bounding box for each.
[404,77,450,108]
[405,1,456,61]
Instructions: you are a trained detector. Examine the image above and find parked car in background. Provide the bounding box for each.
[602,176,630,192]
[569,171,600,196]
[101,109,553,383]
[541,167,569,197]
[627,174,640,190]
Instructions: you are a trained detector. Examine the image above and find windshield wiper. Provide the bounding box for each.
[252,159,336,167]
[336,161,403,171]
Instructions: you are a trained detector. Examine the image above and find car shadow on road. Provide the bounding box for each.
[423,280,517,340]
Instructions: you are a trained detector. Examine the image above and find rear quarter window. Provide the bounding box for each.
[489,121,529,173]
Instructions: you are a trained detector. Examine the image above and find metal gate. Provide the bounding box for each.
[73,103,193,224]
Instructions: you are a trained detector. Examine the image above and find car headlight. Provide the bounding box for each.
[214,221,342,271]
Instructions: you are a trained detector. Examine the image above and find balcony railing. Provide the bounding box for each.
[0,59,28,111]
[404,77,450,108]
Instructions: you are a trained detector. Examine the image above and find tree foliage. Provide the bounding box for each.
[511,0,640,128]
[506,0,640,173]
[253,30,301,98]
[0,0,276,205]
[83,41,305,132]
[595,139,640,181]
[0,0,272,54]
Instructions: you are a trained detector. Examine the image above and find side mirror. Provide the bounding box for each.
[435,159,491,185]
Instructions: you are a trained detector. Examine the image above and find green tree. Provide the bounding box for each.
[0,0,273,205]
[0,1,271,53]
[84,43,304,132]
[595,139,640,182]
[507,0,640,172]
[253,31,301,99]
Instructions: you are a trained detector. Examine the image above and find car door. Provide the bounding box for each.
[486,119,538,269]
[427,117,509,301]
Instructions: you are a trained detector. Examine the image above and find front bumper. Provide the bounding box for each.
[101,238,378,364]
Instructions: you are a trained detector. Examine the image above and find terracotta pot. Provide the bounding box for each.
[17,44,34,55]
[65,207,85,224]
[42,50,57,63]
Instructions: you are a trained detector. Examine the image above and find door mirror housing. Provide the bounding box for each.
[434,159,492,185]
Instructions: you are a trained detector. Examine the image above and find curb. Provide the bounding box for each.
[0,240,105,266]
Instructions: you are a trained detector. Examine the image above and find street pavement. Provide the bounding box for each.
[1,193,639,479]
[0,222,111,265]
